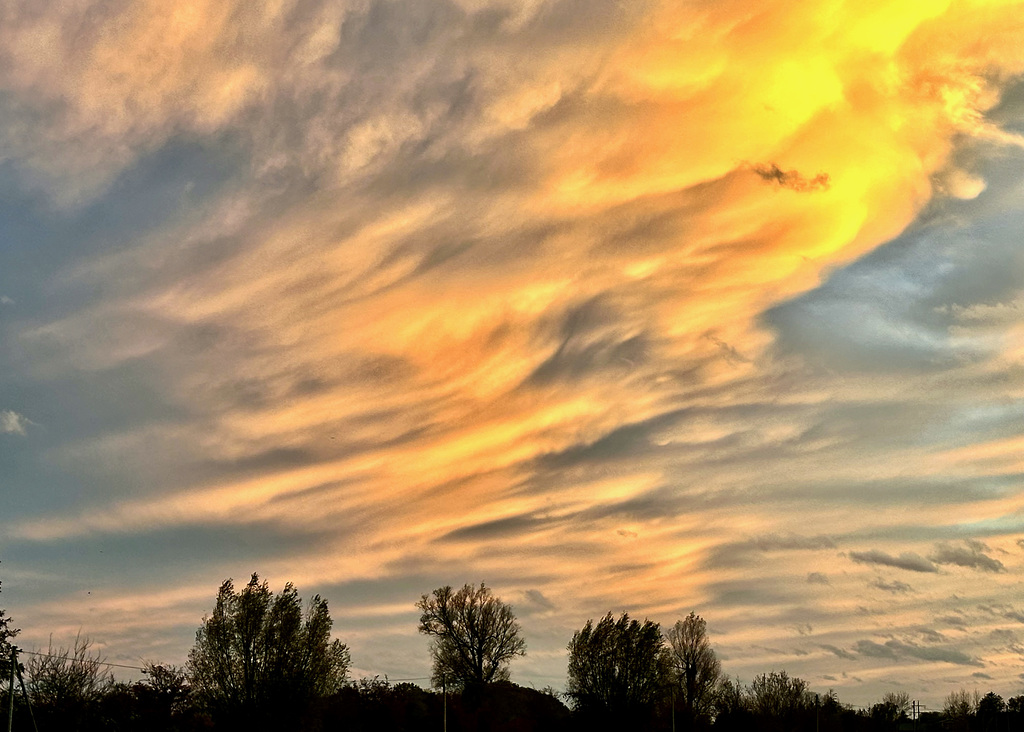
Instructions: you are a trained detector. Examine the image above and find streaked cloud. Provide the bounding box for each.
[849,550,938,574]
[869,578,914,594]
[1,0,1024,708]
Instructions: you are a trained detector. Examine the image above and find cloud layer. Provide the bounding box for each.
[2,0,1024,707]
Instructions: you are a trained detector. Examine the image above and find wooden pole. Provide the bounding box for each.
[6,647,15,732]
[15,661,38,732]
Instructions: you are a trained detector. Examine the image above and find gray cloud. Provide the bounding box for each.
[523,589,555,612]
[807,572,830,585]
[821,644,857,660]
[935,614,968,628]
[849,550,938,573]
[917,628,946,643]
[854,640,898,659]
[884,640,982,667]
[853,639,981,667]
[978,603,1024,624]
[704,534,836,570]
[440,512,552,542]
[870,578,913,594]
[930,540,1005,572]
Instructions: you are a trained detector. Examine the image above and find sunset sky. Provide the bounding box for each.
[3,0,1024,708]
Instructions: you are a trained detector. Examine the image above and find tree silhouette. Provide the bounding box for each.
[565,612,667,726]
[25,634,113,730]
[748,670,809,732]
[0,577,18,680]
[417,583,526,689]
[664,612,720,730]
[187,573,350,728]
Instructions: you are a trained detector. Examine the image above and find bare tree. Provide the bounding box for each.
[26,633,113,728]
[748,670,808,720]
[944,688,979,732]
[417,583,525,689]
[872,690,911,727]
[664,612,720,728]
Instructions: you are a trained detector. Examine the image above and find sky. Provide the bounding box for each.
[2,0,1024,709]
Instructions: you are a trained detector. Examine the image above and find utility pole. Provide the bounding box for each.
[7,647,15,732]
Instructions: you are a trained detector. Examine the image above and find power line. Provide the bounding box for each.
[16,651,149,671]
[14,648,433,682]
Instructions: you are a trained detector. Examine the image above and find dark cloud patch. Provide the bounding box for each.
[885,640,982,667]
[935,614,967,629]
[978,603,1024,624]
[849,549,937,573]
[821,644,857,661]
[854,640,898,659]
[578,486,684,523]
[782,475,1019,509]
[704,534,835,570]
[990,628,1017,641]
[440,512,552,542]
[523,589,555,611]
[528,309,652,386]
[807,572,830,585]
[972,672,993,680]
[917,628,946,643]
[870,578,913,594]
[930,540,1004,572]
[704,333,751,364]
[534,406,691,470]
[751,163,830,192]
[854,638,982,667]
[706,577,800,608]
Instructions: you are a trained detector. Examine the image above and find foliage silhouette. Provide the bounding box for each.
[417,583,526,689]
[565,612,667,727]
[664,612,720,730]
[0,577,18,680]
[24,634,114,730]
[187,573,350,729]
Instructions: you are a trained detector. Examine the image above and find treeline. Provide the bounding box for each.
[3,576,1023,731]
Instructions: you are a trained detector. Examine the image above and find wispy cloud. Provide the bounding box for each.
[1,410,29,435]
[2,0,1024,707]
[849,550,938,573]
[870,578,913,594]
